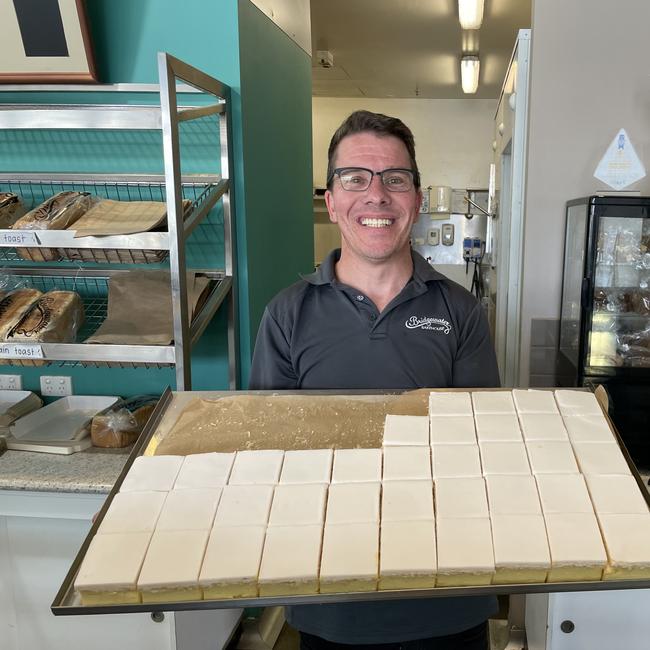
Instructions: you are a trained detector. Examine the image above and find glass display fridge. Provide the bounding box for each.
[558,196,650,464]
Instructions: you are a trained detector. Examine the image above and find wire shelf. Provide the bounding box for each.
[0,271,223,370]
[0,178,224,265]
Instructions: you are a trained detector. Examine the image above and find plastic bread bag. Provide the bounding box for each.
[6,290,84,344]
[13,191,93,262]
[0,193,26,229]
[91,395,159,448]
[12,191,93,231]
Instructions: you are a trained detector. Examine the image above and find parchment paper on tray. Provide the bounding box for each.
[85,270,211,345]
[152,390,431,456]
[72,200,168,237]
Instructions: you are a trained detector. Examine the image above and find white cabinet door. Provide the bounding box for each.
[526,590,650,650]
[2,513,175,650]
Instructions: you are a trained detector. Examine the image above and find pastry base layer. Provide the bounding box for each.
[436,572,492,587]
[320,578,377,594]
[202,581,257,599]
[79,589,140,606]
[140,587,202,603]
[259,579,318,597]
[603,565,650,580]
[547,566,604,583]
[379,574,436,590]
[493,568,548,584]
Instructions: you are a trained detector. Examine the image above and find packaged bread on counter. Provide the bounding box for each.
[12,191,93,261]
[0,193,26,228]
[91,395,159,448]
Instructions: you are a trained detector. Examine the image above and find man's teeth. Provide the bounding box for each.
[360,218,392,227]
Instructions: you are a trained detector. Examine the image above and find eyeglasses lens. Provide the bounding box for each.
[338,168,413,192]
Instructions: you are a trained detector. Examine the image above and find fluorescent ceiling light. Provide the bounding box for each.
[461,56,480,94]
[458,0,484,30]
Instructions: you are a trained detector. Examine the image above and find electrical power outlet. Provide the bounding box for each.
[0,374,22,390]
[40,375,73,397]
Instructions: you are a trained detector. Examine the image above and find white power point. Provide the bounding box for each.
[40,375,73,397]
[0,374,22,390]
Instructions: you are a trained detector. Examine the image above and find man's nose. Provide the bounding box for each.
[364,174,390,203]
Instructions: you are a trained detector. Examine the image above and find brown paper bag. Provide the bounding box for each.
[85,271,211,345]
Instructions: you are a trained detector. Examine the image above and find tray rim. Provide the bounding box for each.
[51,387,650,617]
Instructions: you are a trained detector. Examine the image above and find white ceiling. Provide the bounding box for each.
[310,0,531,99]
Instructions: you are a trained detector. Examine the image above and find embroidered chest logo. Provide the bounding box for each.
[405,315,452,334]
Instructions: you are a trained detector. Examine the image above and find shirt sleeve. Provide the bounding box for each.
[248,307,299,390]
[452,302,501,388]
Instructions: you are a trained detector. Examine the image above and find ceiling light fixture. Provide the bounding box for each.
[461,56,480,94]
[458,0,484,30]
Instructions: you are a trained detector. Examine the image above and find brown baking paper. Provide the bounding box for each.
[152,390,431,456]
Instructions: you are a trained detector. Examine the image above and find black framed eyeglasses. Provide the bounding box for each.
[328,167,416,192]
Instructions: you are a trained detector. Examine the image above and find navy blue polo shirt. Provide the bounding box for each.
[250,249,500,391]
[249,249,499,643]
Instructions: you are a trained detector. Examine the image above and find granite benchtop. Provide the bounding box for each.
[0,446,133,494]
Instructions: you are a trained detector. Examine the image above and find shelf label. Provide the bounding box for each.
[0,343,44,359]
[0,231,40,246]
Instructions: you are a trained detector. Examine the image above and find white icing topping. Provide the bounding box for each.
[429,391,472,416]
[381,480,434,522]
[471,391,516,414]
[325,482,380,524]
[213,485,274,527]
[535,474,594,514]
[480,442,531,475]
[228,450,284,485]
[429,415,476,445]
[474,414,522,442]
[119,455,184,492]
[432,444,482,478]
[383,414,429,446]
[279,449,333,484]
[200,525,266,585]
[155,488,221,531]
[434,477,489,518]
[331,448,382,483]
[519,414,568,442]
[526,441,580,474]
[269,483,328,526]
[486,475,542,515]
[436,517,494,574]
[383,446,432,481]
[174,452,235,489]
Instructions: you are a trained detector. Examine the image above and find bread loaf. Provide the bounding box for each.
[7,290,84,343]
[91,401,156,448]
[0,288,43,339]
[13,191,92,261]
[0,193,25,228]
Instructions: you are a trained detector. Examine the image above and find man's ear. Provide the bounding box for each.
[325,189,338,224]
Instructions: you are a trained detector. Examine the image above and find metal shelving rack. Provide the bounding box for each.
[0,53,237,390]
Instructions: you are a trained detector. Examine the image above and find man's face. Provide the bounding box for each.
[325,132,422,265]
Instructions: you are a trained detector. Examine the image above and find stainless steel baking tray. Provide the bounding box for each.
[52,388,650,616]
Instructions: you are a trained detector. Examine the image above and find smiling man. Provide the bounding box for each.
[249,111,499,649]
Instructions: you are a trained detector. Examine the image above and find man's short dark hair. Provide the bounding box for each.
[326,110,421,190]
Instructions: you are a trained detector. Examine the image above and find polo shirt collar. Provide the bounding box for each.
[302,249,446,286]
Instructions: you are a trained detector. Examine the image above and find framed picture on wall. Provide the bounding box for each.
[0,0,97,83]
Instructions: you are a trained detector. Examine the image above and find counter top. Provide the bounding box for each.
[0,446,132,494]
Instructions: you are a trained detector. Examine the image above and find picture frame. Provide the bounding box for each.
[0,0,97,83]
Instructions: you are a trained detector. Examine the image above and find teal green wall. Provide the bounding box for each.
[237,1,314,383]
[0,0,313,394]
